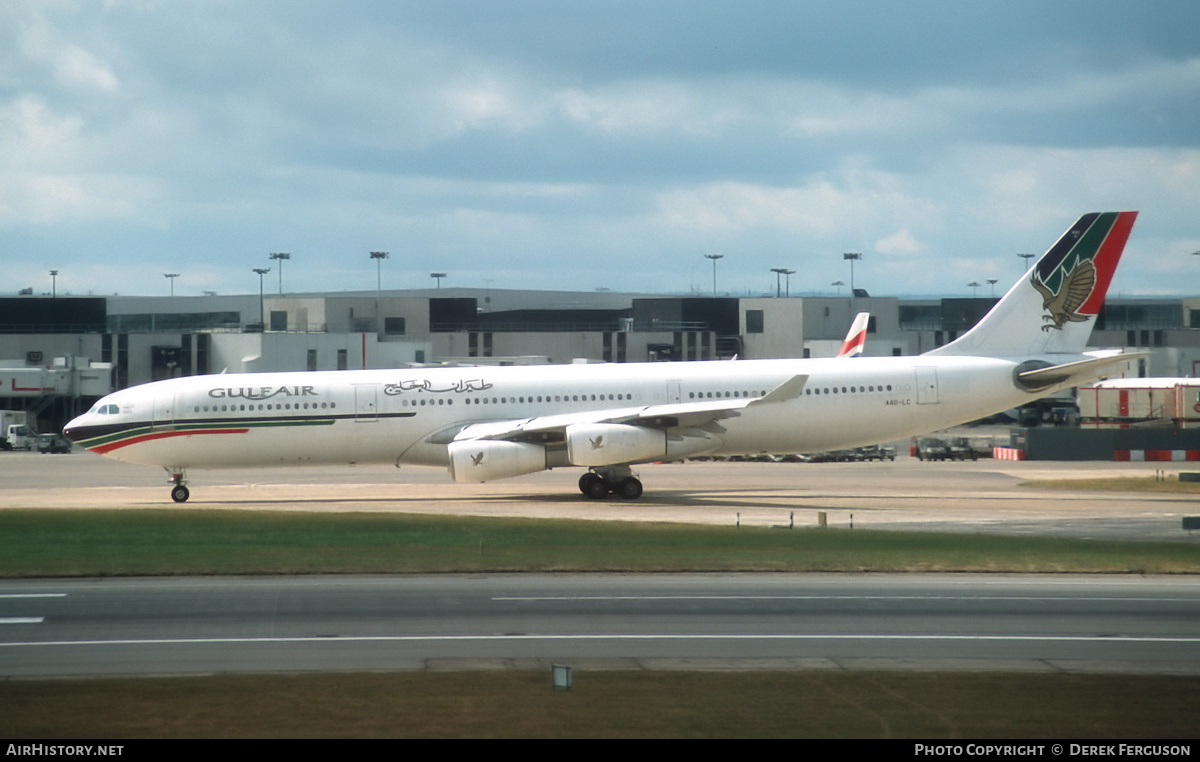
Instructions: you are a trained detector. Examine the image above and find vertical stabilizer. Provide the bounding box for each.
[837,312,871,357]
[926,212,1137,358]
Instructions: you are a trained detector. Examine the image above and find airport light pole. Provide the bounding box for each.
[370,251,389,291]
[269,252,290,294]
[968,281,980,297]
[164,273,179,297]
[704,254,724,296]
[770,268,790,298]
[430,272,447,289]
[370,251,389,336]
[252,267,270,330]
[987,278,998,297]
[49,270,58,298]
[831,280,844,295]
[843,253,862,294]
[843,252,862,311]
[1018,253,1035,273]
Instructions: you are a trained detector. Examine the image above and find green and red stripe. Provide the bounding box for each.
[72,417,336,454]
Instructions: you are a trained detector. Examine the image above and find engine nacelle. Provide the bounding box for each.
[447,440,547,483]
[566,423,669,466]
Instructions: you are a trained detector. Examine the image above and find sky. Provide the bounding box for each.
[3,0,1199,301]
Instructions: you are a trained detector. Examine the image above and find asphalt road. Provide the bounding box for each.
[3,450,1199,677]
[3,574,1199,677]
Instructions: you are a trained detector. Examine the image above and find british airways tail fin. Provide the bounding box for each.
[926,211,1137,358]
[837,312,870,357]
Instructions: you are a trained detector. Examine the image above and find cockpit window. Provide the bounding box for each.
[92,404,120,415]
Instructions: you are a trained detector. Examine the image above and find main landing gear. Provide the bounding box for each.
[578,466,643,500]
[167,469,190,503]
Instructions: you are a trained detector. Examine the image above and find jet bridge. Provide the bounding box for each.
[0,356,114,434]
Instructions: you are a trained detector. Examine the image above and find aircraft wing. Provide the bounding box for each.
[453,374,808,443]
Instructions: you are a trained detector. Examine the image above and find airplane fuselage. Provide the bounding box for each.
[62,211,1142,502]
[68,354,1037,472]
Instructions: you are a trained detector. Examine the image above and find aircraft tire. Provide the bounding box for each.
[615,477,643,500]
[579,472,605,496]
[583,476,609,500]
[170,485,190,503]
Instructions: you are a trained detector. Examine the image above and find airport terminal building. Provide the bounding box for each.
[2,288,1199,435]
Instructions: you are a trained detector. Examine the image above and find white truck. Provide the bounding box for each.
[0,410,34,451]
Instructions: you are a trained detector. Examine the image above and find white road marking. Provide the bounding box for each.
[493,595,1199,603]
[0,594,62,624]
[1,634,1198,648]
[0,594,66,599]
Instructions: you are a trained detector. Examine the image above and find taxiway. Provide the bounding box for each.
[1,450,1196,542]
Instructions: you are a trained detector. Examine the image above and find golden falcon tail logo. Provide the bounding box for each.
[1031,258,1096,331]
[1026,212,1135,333]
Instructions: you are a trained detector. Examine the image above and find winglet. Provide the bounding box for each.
[748,374,808,406]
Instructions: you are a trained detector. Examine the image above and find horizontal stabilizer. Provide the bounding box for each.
[1014,352,1147,392]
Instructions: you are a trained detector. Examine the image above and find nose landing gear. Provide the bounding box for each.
[167,469,190,503]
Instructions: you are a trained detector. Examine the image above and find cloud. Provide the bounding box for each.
[652,166,942,239]
[875,229,924,257]
[1,2,1198,299]
[0,171,158,225]
[0,97,86,169]
[7,4,120,96]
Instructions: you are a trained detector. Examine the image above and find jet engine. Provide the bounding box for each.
[447,440,547,483]
[566,423,665,466]
[565,423,718,467]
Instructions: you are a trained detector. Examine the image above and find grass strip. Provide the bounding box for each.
[1,509,1197,576]
[3,671,1197,738]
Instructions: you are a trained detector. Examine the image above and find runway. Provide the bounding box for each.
[3,574,1199,678]
[2,451,1198,677]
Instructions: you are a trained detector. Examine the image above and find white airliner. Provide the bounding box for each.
[65,212,1141,503]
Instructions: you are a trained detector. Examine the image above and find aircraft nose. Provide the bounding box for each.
[63,416,84,443]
